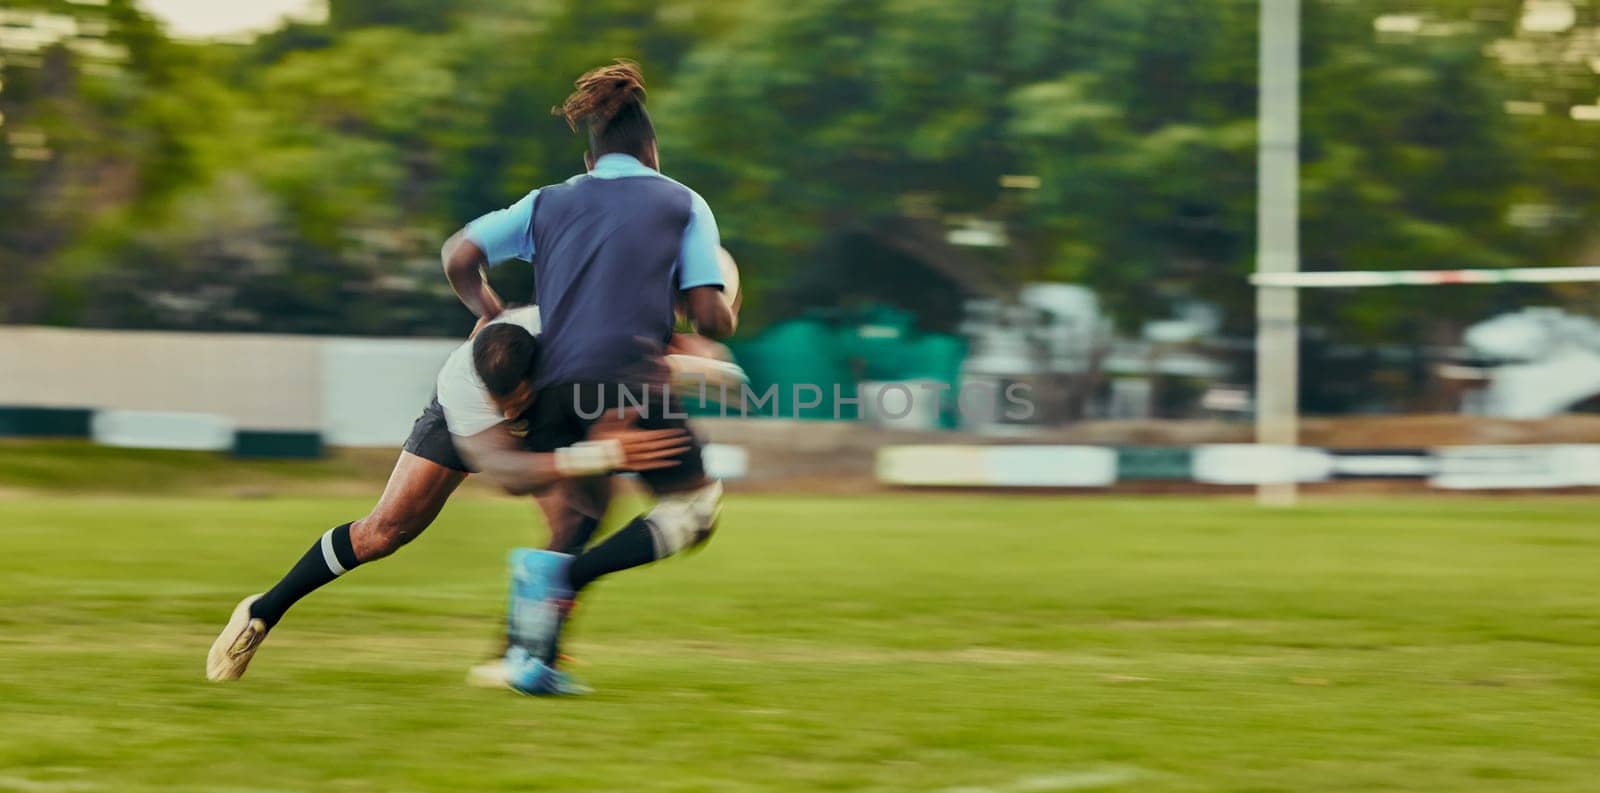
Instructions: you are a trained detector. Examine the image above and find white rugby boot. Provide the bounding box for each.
[206,594,268,681]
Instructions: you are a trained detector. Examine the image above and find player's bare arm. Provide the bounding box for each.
[454,417,691,496]
[678,246,743,340]
[683,285,736,339]
[441,230,505,320]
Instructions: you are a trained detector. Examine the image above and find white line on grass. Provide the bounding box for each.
[0,777,100,793]
[940,766,1145,793]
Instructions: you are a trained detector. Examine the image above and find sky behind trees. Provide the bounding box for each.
[137,0,325,39]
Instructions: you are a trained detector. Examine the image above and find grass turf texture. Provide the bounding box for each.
[1,493,1598,792]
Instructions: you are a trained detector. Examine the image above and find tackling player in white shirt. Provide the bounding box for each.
[205,305,743,683]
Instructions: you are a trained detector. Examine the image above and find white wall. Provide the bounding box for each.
[0,326,458,444]
[320,338,457,446]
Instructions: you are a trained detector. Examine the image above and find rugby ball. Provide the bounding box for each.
[717,246,742,315]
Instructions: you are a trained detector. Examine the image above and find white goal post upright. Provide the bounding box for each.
[1256,0,1302,507]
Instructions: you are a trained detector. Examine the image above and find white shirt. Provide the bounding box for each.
[436,306,541,437]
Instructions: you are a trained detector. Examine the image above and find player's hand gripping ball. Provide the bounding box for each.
[678,247,741,323]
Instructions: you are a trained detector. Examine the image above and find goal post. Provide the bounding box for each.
[1248,0,1600,506]
[1250,265,1600,506]
[1256,0,1301,507]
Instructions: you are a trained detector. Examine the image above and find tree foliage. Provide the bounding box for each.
[1,0,1597,340]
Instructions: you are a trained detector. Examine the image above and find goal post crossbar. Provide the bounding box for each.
[1249,264,1600,507]
[1252,266,1600,289]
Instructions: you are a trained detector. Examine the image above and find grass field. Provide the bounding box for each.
[2,491,1599,792]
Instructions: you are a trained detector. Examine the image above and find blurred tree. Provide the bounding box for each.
[667,0,1595,340]
[0,0,194,324]
[4,0,1599,352]
[662,0,1023,326]
[327,0,474,32]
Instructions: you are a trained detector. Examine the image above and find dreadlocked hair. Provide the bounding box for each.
[553,59,656,160]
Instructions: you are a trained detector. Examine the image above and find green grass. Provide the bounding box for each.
[0,440,373,493]
[2,492,1599,792]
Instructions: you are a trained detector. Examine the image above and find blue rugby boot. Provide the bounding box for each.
[505,549,578,694]
[470,655,592,695]
[505,645,595,697]
[544,667,594,696]
[502,646,593,696]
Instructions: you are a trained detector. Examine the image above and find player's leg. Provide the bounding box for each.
[508,470,719,696]
[255,421,471,625]
[541,475,612,555]
[344,451,467,563]
[564,477,719,592]
[470,477,612,692]
[502,383,722,694]
[564,383,720,593]
[207,399,470,681]
[206,451,465,680]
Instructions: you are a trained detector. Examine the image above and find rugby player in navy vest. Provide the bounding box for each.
[204,303,742,686]
[438,60,738,694]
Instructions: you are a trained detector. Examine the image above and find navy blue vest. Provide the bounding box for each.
[528,173,693,388]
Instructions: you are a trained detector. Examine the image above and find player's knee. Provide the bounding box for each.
[644,480,722,557]
[353,514,427,560]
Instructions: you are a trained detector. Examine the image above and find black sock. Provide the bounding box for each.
[568,517,662,592]
[249,523,360,629]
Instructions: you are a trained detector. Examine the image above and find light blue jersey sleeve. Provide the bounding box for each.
[676,191,725,291]
[464,189,539,264]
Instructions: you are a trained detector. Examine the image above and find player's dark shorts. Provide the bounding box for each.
[525,381,706,493]
[400,395,473,473]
